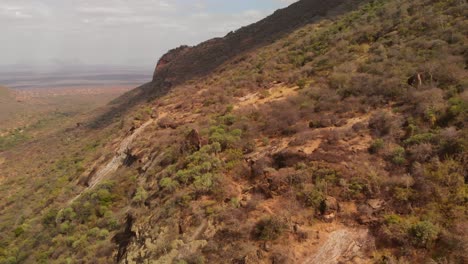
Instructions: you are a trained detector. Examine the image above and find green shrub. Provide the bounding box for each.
[209,126,242,150]
[393,187,413,202]
[348,178,367,197]
[404,132,436,145]
[391,146,406,165]
[132,187,148,205]
[409,221,439,248]
[98,229,110,240]
[159,178,179,193]
[42,209,59,227]
[253,217,286,241]
[192,173,217,194]
[13,226,25,237]
[56,207,76,223]
[302,188,324,209]
[95,189,113,205]
[369,139,384,154]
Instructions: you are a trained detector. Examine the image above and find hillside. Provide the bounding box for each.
[90,0,354,128]
[0,0,467,263]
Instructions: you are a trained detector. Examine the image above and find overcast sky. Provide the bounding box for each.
[1,0,296,71]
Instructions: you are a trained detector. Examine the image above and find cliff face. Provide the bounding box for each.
[154,45,192,76]
[152,0,350,86]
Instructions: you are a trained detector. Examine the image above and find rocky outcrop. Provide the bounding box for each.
[304,228,375,264]
[181,129,202,153]
[321,196,340,222]
[154,45,192,77]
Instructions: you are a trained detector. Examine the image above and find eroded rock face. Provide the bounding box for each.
[304,228,375,264]
[154,45,192,76]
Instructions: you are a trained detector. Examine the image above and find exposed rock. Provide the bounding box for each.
[123,149,138,167]
[263,241,273,252]
[357,215,378,225]
[323,213,337,223]
[407,72,429,87]
[322,196,339,213]
[150,107,159,119]
[181,129,202,153]
[357,204,378,225]
[247,157,273,178]
[154,45,192,76]
[304,228,374,264]
[367,199,385,211]
[321,196,339,222]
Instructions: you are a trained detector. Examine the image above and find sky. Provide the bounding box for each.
[0,0,296,71]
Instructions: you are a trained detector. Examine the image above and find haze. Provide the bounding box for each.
[1,0,296,71]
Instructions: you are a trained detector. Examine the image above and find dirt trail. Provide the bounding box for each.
[68,118,154,204]
[303,228,372,264]
[234,84,298,109]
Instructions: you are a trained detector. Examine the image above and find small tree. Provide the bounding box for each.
[409,221,439,248]
[253,217,286,241]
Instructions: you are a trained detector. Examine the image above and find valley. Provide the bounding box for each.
[0,0,466,263]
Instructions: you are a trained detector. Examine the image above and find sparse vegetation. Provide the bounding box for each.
[253,217,286,241]
[0,0,466,263]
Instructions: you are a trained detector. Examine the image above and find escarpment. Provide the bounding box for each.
[151,0,350,86]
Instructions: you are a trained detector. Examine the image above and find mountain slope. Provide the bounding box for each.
[0,0,467,263]
[89,0,353,129]
[151,0,352,86]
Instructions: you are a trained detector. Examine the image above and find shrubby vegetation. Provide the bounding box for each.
[0,0,466,263]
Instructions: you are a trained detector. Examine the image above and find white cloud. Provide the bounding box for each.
[0,0,294,68]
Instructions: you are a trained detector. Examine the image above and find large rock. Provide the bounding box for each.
[187,129,202,150]
[367,199,385,211]
[321,196,339,222]
[154,45,192,76]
